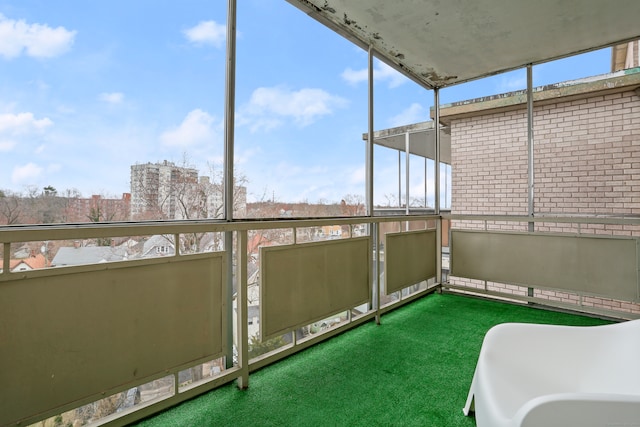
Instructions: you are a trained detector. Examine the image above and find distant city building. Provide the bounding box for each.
[66,193,131,222]
[130,160,247,220]
[130,161,198,219]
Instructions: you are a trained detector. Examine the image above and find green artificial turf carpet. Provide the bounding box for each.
[133,293,611,427]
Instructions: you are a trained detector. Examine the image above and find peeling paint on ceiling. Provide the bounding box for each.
[286,0,640,89]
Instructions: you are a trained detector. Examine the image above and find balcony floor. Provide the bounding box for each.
[133,293,611,427]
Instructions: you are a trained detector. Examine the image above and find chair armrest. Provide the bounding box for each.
[515,393,640,427]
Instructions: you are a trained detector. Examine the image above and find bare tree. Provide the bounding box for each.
[341,194,365,216]
[382,193,400,208]
[380,193,429,209]
[57,188,81,223]
[86,195,129,223]
[0,189,23,225]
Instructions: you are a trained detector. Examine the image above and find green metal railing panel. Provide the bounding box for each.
[260,237,371,341]
[0,254,225,426]
[385,229,437,294]
[450,230,639,302]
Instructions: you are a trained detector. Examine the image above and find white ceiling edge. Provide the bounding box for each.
[286,0,640,89]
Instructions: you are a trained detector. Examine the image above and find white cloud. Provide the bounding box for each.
[497,75,526,92]
[239,86,348,132]
[242,117,282,133]
[161,109,220,147]
[388,103,427,127]
[47,163,61,173]
[0,13,76,59]
[184,20,226,48]
[56,104,75,114]
[30,79,50,91]
[99,92,124,104]
[0,140,16,151]
[341,67,368,85]
[235,146,261,165]
[12,162,43,184]
[342,61,408,88]
[0,112,53,134]
[349,165,365,185]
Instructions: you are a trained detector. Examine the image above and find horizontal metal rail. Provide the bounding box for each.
[444,213,640,226]
[0,214,440,242]
[4,212,637,244]
[2,213,638,425]
[0,214,440,427]
[444,214,640,320]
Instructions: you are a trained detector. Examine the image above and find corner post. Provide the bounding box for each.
[434,88,443,285]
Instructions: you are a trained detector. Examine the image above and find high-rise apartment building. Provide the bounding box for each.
[130,161,198,220]
[130,161,247,220]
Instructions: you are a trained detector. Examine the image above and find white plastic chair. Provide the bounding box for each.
[463,320,640,427]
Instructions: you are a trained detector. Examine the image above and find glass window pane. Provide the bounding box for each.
[2,1,225,224]
[236,1,366,218]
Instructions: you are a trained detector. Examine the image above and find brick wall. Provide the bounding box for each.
[445,83,640,317]
[534,91,640,217]
[450,90,640,219]
[451,109,529,216]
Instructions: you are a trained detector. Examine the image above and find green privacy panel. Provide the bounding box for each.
[451,230,639,301]
[385,229,437,294]
[260,237,370,340]
[0,254,225,426]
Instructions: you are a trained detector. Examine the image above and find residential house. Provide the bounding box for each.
[9,253,47,272]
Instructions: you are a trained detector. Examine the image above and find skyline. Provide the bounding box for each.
[1,1,613,205]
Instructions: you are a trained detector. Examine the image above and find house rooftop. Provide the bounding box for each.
[9,253,47,270]
[50,245,129,266]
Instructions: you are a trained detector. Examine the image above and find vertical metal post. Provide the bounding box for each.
[366,47,374,217]
[224,0,237,369]
[224,230,234,369]
[236,230,249,389]
[398,151,402,207]
[2,242,9,275]
[366,46,380,325]
[434,88,442,284]
[405,132,410,218]
[424,157,428,208]
[224,0,237,221]
[527,65,535,298]
[445,164,448,209]
[374,222,381,325]
[527,65,535,231]
[434,91,441,216]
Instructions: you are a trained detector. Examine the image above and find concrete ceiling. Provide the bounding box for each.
[286,0,640,89]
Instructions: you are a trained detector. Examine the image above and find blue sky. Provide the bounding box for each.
[0,1,612,206]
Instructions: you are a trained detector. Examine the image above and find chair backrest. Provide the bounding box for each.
[581,320,640,395]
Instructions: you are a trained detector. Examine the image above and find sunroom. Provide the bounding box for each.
[1,1,640,426]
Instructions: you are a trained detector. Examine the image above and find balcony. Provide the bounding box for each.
[2,213,638,427]
[2,1,640,426]
[133,292,612,427]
